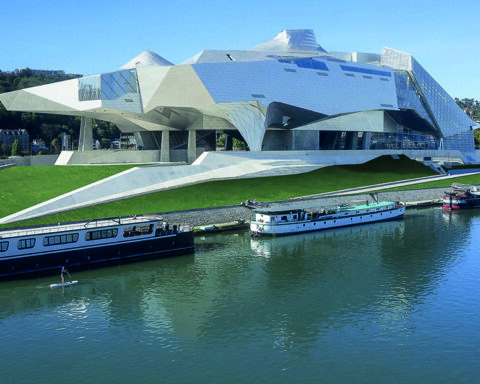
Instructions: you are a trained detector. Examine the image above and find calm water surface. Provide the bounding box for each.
[1,207,479,383]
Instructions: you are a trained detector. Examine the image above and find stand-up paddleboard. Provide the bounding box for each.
[50,281,78,288]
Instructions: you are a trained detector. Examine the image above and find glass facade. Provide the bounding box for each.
[410,57,473,138]
[381,46,474,151]
[393,70,434,126]
[369,132,438,150]
[78,69,142,113]
[443,130,475,152]
[101,69,139,101]
[78,75,101,101]
[340,65,391,77]
[277,57,329,71]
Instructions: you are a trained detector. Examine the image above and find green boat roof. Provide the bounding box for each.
[255,201,393,214]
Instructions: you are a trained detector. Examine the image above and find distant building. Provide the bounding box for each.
[32,138,48,154]
[31,69,65,75]
[0,129,29,151]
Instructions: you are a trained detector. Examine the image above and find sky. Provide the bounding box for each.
[2,0,480,99]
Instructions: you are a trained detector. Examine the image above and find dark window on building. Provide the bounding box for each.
[340,65,391,77]
[251,94,266,98]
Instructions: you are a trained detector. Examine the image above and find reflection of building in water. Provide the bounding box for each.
[0,209,477,350]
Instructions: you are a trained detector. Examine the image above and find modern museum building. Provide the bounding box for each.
[0,29,476,164]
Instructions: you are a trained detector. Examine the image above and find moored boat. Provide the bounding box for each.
[442,183,480,210]
[0,215,194,279]
[250,201,405,236]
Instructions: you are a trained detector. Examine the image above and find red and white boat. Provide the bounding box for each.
[442,183,480,210]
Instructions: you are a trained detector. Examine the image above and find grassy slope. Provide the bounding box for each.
[383,174,480,191]
[0,165,137,217]
[0,155,441,227]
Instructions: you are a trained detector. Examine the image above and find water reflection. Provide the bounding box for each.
[0,208,479,380]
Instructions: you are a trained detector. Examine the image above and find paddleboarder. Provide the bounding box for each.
[61,267,68,285]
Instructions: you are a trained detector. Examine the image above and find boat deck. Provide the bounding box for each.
[0,216,162,239]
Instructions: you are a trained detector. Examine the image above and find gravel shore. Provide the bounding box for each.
[156,186,446,228]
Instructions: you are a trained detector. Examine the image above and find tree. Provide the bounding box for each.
[1,143,10,158]
[51,138,61,154]
[11,139,20,156]
[474,129,480,148]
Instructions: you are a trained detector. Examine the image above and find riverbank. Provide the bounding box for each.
[156,186,446,235]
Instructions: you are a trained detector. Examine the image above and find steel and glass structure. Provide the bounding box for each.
[0,29,475,161]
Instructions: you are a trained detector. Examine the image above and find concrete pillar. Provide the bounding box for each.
[187,130,197,163]
[160,130,170,162]
[347,132,358,150]
[362,132,371,150]
[78,117,93,151]
[225,134,233,150]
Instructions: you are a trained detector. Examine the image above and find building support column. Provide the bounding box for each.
[347,132,358,150]
[78,116,93,151]
[225,134,233,150]
[160,130,170,162]
[187,130,197,163]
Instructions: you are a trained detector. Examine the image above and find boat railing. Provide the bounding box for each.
[0,216,178,239]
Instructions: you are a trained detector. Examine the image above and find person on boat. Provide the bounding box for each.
[61,267,68,285]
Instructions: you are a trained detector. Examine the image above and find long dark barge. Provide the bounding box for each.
[0,215,194,279]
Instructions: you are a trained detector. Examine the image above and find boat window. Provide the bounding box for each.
[43,233,79,246]
[281,216,287,221]
[293,215,297,220]
[123,224,154,237]
[85,228,118,241]
[18,238,35,250]
[0,241,8,252]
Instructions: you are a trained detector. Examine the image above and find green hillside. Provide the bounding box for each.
[0,155,441,227]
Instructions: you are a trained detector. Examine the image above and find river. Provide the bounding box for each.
[0,207,479,383]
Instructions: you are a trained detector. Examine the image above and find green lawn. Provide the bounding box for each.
[1,155,479,228]
[381,174,480,191]
[0,165,137,217]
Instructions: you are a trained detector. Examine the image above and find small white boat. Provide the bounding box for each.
[250,201,405,236]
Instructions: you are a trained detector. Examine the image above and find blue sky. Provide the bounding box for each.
[2,0,479,99]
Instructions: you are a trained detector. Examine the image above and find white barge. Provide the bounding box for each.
[250,201,405,236]
[0,215,194,279]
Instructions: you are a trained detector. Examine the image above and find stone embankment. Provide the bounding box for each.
[157,187,446,231]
